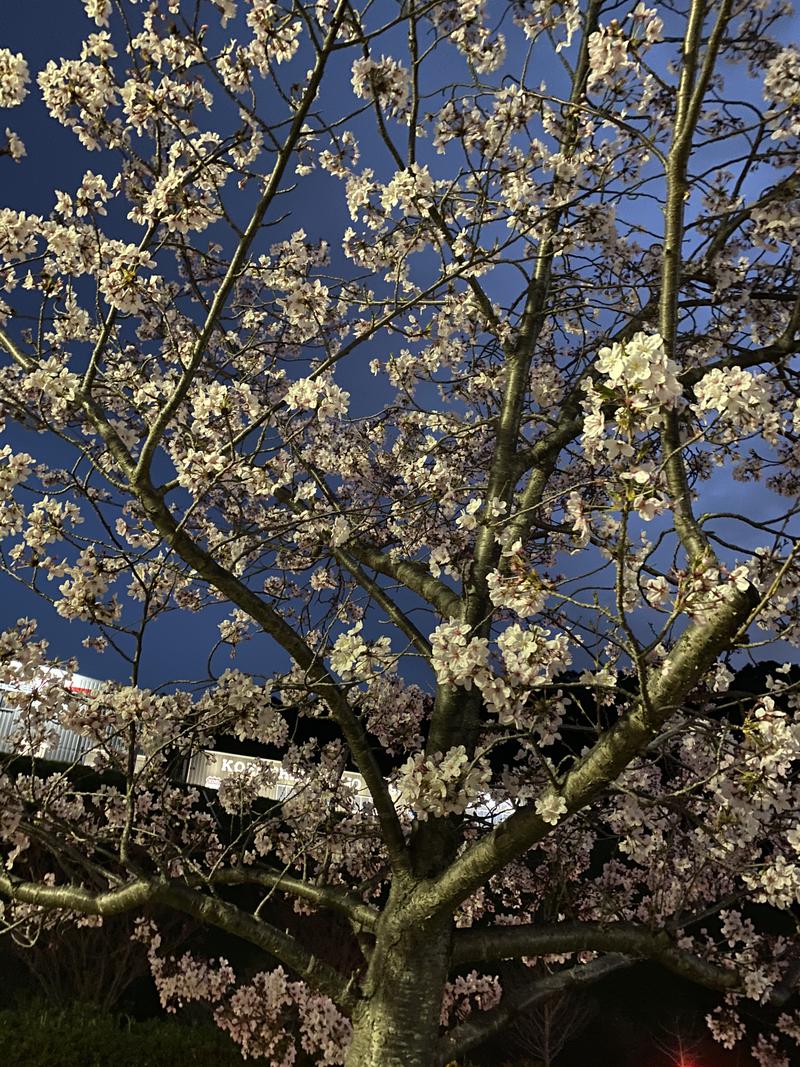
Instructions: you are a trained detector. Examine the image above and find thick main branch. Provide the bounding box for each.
[418,580,757,916]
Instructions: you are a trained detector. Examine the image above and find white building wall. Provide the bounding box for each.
[0,670,375,809]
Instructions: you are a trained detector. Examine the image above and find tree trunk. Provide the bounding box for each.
[345,897,452,1067]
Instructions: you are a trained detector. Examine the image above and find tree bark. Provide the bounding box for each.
[345,891,452,1067]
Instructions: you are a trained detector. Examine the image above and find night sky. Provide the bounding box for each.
[0,0,798,699]
[0,0,557,687]
[0,0,360,686]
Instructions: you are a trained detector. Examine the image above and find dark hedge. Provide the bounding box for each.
[0,1003,246,1067]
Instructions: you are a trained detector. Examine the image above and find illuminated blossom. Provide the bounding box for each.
[83,0,112,27]
[0,49,29,107]
[351,56,409,116]
[534,793,568,826]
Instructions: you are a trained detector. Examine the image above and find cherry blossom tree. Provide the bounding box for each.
[1,0,800,1064]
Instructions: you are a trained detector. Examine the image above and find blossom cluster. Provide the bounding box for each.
[0,49,29,108]
[134,920,236,1011]
[329,621,394,681]
[486,566,548,616]
[586,9,661,96]
[763,45,800,140]
[136,920,351,1066]
[486,538,551,618]
[429,622,489,690]
[351,55,409,117]
[594,331,682,411]
[479,625,572,728]
[379,163,436,215]
[534,792,569,826]
[587,24,635,93]
[195,670,289,747]
[284,375,350,423]
[440,970,502,1026]
[396,745,491,821]
[357,673,427,755]
[580,331,682,493]
[429,619,572,731]
[429,0,506,73]
[692,366,780,444]
[0,446,33,497]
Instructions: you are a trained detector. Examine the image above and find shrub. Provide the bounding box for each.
[0,1003,246,1067]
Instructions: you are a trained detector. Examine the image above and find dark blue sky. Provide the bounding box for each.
[1,2,797,689]
[0,1,458,687]
[0,5,126,679]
